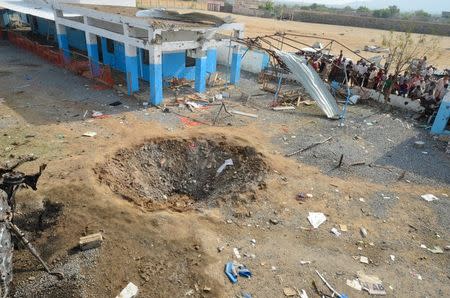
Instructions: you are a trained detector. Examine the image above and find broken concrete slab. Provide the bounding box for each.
[79,233,103,251]
[116,282,138,298]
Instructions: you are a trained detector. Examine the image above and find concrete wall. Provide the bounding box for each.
[217,46,269,74]
[233,9,450,36]
[32,17,86,51]
[138,49,217,83]
[289,11,450,36]
[352,87,425,113]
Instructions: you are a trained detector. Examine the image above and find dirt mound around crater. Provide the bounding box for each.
[96,137,268,209]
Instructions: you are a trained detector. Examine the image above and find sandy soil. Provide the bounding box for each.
[179,9,450,69]
[0,41,449,298]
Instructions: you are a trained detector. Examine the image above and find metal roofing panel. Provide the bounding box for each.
[277,51,341,119]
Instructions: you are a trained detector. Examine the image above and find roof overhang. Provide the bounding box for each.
[0,0,79,20]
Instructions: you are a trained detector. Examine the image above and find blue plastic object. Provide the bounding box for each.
[340,294,349,298]
[238,268,252,278]
[224,262,238,284]
[242,293,252,298]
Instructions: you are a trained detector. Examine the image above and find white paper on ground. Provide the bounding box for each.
[421,194,439,202]
[308,212,326,228]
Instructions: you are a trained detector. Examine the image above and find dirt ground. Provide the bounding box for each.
[0,38,449,298]
[177,9,450,69]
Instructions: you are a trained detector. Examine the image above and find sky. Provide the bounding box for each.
[279,0,450,13]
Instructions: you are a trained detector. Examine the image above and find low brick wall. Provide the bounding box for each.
[234,9,450,36]
[290,11,450,36]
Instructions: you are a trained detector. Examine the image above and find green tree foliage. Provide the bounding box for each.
[372,5,400,18]
[264,0,274,12]
[414,10,431,19]
[356,6,370,14]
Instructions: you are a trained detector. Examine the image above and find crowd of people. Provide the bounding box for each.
[305,51,449,116]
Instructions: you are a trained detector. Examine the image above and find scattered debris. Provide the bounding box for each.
[283,287,297,296]
[315,270,344,298]
[109,101,122,106]
[390,255,395,261]
[421,194,439,202]
[217,159,234,175]
[238,267,252,278]
[413,141,425,149]
[79,233,103,251]
[269,219,280,225]
[308,212,326,228]
[92,111,110,119]
[186,101,204,110]
[346,279,362,291]
[410,270,422,280]
[339,224,348,232]
[285,137,332,157]
[116,282,139,298]
[299,289,309,298]
[296,192,309,201]
[360,227,368,238]
[427,246,444,254]
[224,262,238,284]
[82,131,97,137]
[273,106,295,111]
[299,260,312,265]
[233,247,241,259]
[230,110,258,118]
[360,256,369,264]
[178,116,202,127]
[331,227,341,237]
[358,271,386,295]
[363,45,389,53]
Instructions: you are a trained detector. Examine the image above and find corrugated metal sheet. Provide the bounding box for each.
[276,51,340,119]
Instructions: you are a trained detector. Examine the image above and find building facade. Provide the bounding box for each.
[0,0,245,105]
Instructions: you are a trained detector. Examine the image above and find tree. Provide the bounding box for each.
[388,5,400,16]
[343,5,353,12]
[381,31,440,101]
[414,10,431,20]
[373,9,391,18]
[262,0,274,12]
[373,6,400,18]
[357,6,370,14]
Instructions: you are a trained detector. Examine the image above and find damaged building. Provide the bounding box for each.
[0,0,246,105]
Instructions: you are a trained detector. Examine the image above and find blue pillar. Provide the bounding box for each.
[150,63,163,105]
[125,44,139,95]
[431,98,450,135]
[195,56,207,93]
[56,24,70,62]
[230,49,242,85]
[206,48,217,74]
[86,32,100,76]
